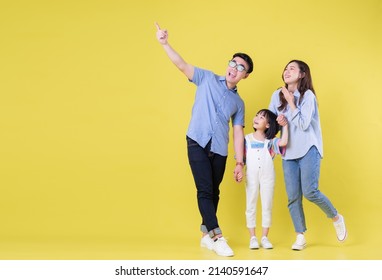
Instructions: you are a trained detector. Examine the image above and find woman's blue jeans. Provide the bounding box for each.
[282,146,337,233]
[187,136,227,238]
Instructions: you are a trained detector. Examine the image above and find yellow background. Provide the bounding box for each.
[0,0,381,259]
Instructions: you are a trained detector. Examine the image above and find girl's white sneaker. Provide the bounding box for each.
[261,236,273,249]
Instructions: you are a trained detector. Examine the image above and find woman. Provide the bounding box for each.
[269,60,347,250]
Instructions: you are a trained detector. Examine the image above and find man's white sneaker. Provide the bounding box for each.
[261,236,273,249]
[291,234,306,250]
[200,235,214,250]
[334,214,347,242]
[249,236,259,249]
[212,237,234,257]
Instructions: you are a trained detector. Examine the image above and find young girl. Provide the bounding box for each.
[268,60,347,250]
[244,109,288,249]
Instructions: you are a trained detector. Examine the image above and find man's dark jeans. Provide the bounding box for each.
[186,136,227,237]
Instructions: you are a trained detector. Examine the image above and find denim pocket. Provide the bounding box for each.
[187,136,206,162]
[186,136,199,147]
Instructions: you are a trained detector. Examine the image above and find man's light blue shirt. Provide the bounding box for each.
[187,67,245,156]
[269,89,323,160]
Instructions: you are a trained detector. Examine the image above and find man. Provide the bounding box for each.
[155,22,253,257]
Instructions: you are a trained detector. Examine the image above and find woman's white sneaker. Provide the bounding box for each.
[291,234,306,250]
[333,214,348,242]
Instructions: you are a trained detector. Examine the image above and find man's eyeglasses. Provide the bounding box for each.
[228,60,246,72]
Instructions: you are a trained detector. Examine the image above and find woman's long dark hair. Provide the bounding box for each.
[278,60,316,112]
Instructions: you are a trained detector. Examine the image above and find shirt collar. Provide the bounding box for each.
[219,76,238,93]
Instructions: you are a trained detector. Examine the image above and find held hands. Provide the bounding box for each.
[155,22,168,45]
[234,165,244,183]
[276,114,288,127]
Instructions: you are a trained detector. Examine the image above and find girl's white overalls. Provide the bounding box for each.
[245,134,276,229]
